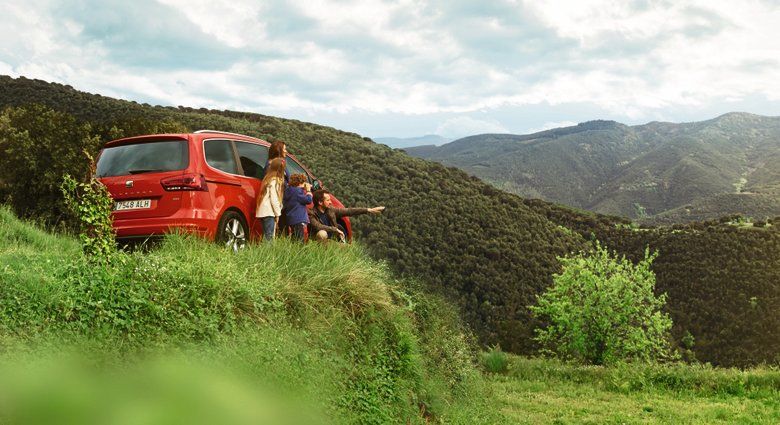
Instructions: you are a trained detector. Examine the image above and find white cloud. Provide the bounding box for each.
[0,62,13,76]
[522,0,780,112]
[1,0,779,136]
[525,121,578,134]
[435,116,508,138]
[155,0,266,48]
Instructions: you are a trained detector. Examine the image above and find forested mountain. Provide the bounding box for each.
[1,75,778,367]
[406,115,780,223]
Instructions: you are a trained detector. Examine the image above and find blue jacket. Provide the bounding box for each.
[283,186,312,226]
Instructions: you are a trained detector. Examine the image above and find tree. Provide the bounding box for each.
[0,105,101,223]
[530,243,674,365]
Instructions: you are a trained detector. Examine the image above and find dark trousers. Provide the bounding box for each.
[328,223,347,241]
[290,223,307,242]
[261,216,276,243]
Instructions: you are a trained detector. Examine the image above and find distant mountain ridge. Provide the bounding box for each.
[405,113,780,223]
[373,134,451,149]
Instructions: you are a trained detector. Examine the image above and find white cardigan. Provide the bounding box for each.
[256,179,282,218]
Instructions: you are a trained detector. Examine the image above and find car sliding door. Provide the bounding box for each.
[203,139,245,223]
[234,141,270,238]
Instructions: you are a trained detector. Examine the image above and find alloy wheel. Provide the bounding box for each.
[224,217,246,252]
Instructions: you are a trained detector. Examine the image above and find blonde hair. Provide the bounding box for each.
[257,158,285,210]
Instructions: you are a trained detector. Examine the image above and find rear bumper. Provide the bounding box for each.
[112,213,216,240]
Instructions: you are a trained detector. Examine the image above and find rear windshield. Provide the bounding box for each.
[97,140,189,177]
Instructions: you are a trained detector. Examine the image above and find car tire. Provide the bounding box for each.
[216,210,248,252]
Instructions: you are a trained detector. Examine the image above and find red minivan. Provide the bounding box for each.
[96,130,351,250]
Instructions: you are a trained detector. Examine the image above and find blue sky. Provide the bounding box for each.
[2,0,780,139]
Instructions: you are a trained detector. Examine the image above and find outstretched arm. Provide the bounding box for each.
[333,206,385,218]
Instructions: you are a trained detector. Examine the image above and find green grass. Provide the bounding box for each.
[481,345,509,374]
[5,206,777,423]
[0,206,499,424]
[490,355,780,424]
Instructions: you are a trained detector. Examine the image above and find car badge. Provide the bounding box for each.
[125,180,134,188]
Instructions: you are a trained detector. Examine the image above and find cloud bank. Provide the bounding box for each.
[1,0,779,138]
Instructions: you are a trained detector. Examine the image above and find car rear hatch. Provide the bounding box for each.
[97,137,190,219]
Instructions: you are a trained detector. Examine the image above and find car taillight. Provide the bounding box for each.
[160,174,208,191]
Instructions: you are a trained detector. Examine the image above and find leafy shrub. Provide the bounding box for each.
[530,242,675,365]
[481,345,509,374]
[60,163,116,261]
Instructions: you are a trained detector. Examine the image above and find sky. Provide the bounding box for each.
[2,0,780,140]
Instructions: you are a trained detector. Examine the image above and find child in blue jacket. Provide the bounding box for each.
[283,173,312,241]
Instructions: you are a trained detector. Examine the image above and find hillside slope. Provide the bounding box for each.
[2,75,779,367]
[0,75,585,355]
[406,114,780,222]
[0,206,497,424]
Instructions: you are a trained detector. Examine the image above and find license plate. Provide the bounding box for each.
[114,199,151,211]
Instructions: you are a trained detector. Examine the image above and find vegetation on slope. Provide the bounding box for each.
[523,197,780,367]
[0,75,586,356]
[407,113,780,222]
[646,192,780,225]
[0,206,497,424]
[1,76,779,367]
[597,225,780,367]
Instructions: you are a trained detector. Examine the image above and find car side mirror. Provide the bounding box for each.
[312,179,323,191]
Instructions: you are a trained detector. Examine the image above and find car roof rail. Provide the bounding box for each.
[194,129,261,139]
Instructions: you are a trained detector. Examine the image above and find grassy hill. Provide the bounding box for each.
[0,75,586,357]
[1,75,779,367]
[406,114,780,222]
[3,207,778,423]
[0,206,498,424]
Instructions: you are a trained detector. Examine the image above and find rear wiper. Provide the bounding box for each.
[128,169,164,174]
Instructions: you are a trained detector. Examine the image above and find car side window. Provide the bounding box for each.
[234,141,268,179]
[286,157,311,183]
[204,139,238,174]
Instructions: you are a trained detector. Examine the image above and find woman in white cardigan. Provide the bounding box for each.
[256,158,286,242]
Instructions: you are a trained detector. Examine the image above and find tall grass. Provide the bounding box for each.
[492,355,780,424]
[508,356,780,398]
[0,207,499,424]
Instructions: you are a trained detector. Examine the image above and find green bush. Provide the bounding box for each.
[60,167,116,261]
[481,345,509,374]
[530,242,674,365]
